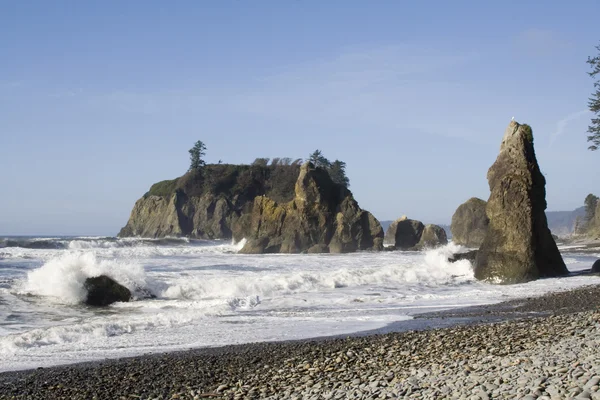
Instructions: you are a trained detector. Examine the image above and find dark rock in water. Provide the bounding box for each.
[416,224,448,249]
[239,162,383,254]
[450,198,489,248]
[84,275,131,306]
[383,245,397,252]
[448,250,478,263]
[384,217,425,250]
[592,259,600,273]
[474,121,568,283]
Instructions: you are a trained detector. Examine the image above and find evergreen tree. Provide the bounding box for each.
[188,140,207,172]
[327,160,350,188]
[308,150,331,169]
[587,42,600,150]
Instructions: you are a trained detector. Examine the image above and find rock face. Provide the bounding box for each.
[118,164,300,241]
[474,121,568,283]
[84,275,131,306]
[239,163,384,254]
[385,217,447,250]
[450,198,489,248]
[417,224,448,248]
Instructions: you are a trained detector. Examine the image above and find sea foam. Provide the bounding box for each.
[19,252,153,304]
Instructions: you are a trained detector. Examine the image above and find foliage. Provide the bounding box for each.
[189,141,207,171]
[308,150,350,188]
[587,43,600,150]
[308,150,331,169]
[147,178,179,197]
[584,193,599,222]
[328,160,350,188]
[252,158,270,167]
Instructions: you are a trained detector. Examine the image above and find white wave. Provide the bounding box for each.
[18,252,155,304]
[68,240,119,249]
[162,243,475,301]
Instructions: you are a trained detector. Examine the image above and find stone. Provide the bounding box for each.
[474,121,568,283]
[416,224,448,249]
[84,275,131,306]
[448,250,478,264]
[450,198,489,248]
[592,260,600,273]
[384,217,425,250]
[239,162,383,254]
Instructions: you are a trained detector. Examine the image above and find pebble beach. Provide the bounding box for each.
[2,283,600,400]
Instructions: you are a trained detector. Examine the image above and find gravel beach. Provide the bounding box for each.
[2,283,600,400]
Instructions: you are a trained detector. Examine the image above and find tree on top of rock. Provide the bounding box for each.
[189,140,207,172]
[308,150,331,169]
[328,160,350,188]
[587,42,600,150]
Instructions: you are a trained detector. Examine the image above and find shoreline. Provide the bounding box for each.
[2,282,600,399]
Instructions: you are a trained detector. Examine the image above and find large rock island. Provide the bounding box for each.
[119,162,383,254]
[474,121,568,283]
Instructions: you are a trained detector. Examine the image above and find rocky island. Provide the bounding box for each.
[119,160,383,254]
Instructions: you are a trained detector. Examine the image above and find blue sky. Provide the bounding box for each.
[1,1,599,235]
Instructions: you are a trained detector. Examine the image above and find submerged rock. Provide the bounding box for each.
[239,162,383,254]
[84,275,131,307]
[474,121,568,283]
[450,197,489,248]
[448,250,478,264]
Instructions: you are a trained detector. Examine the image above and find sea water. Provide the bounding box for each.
[0,236,598,372]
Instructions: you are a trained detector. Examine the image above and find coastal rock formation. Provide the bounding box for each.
[239,163,384,254]
[417,224,448,248]
[450,198,489,247]
[384,217,447,250]
[592,259,600,273]
[84,275,131,306]
[384,217,424,249]
[474,121,568,283]
[118,164,300,240]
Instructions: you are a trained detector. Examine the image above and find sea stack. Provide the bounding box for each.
[474,121,568,283]
[239,162,384,254]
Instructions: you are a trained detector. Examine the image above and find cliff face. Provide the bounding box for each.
[239,163,384,254]
[474,121,567,283]
[118,164,300,240]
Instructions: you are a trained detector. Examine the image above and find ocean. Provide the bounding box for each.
[0,236,598,372]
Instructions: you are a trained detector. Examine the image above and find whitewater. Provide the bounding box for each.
[0,236,598,372]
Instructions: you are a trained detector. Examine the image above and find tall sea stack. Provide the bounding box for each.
[474,121,568,283]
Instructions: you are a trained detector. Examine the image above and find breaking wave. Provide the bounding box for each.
[18,253,161,304]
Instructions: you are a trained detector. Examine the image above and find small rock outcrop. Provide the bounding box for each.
[417,224,448,248]
[239,163,384,254]
[448,250,478,264]
[385,217,447,250]
[450,198,489,248]
[84,275,131,307]
[592,259,600,273]
[474,121,568,283]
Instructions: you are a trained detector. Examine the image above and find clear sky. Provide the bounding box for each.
[1,1,599,235]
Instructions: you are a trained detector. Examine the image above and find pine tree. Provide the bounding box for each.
[308,150,331,169]
[188,140,207,172]
[328,160,350,188]
[587,43,600,150]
